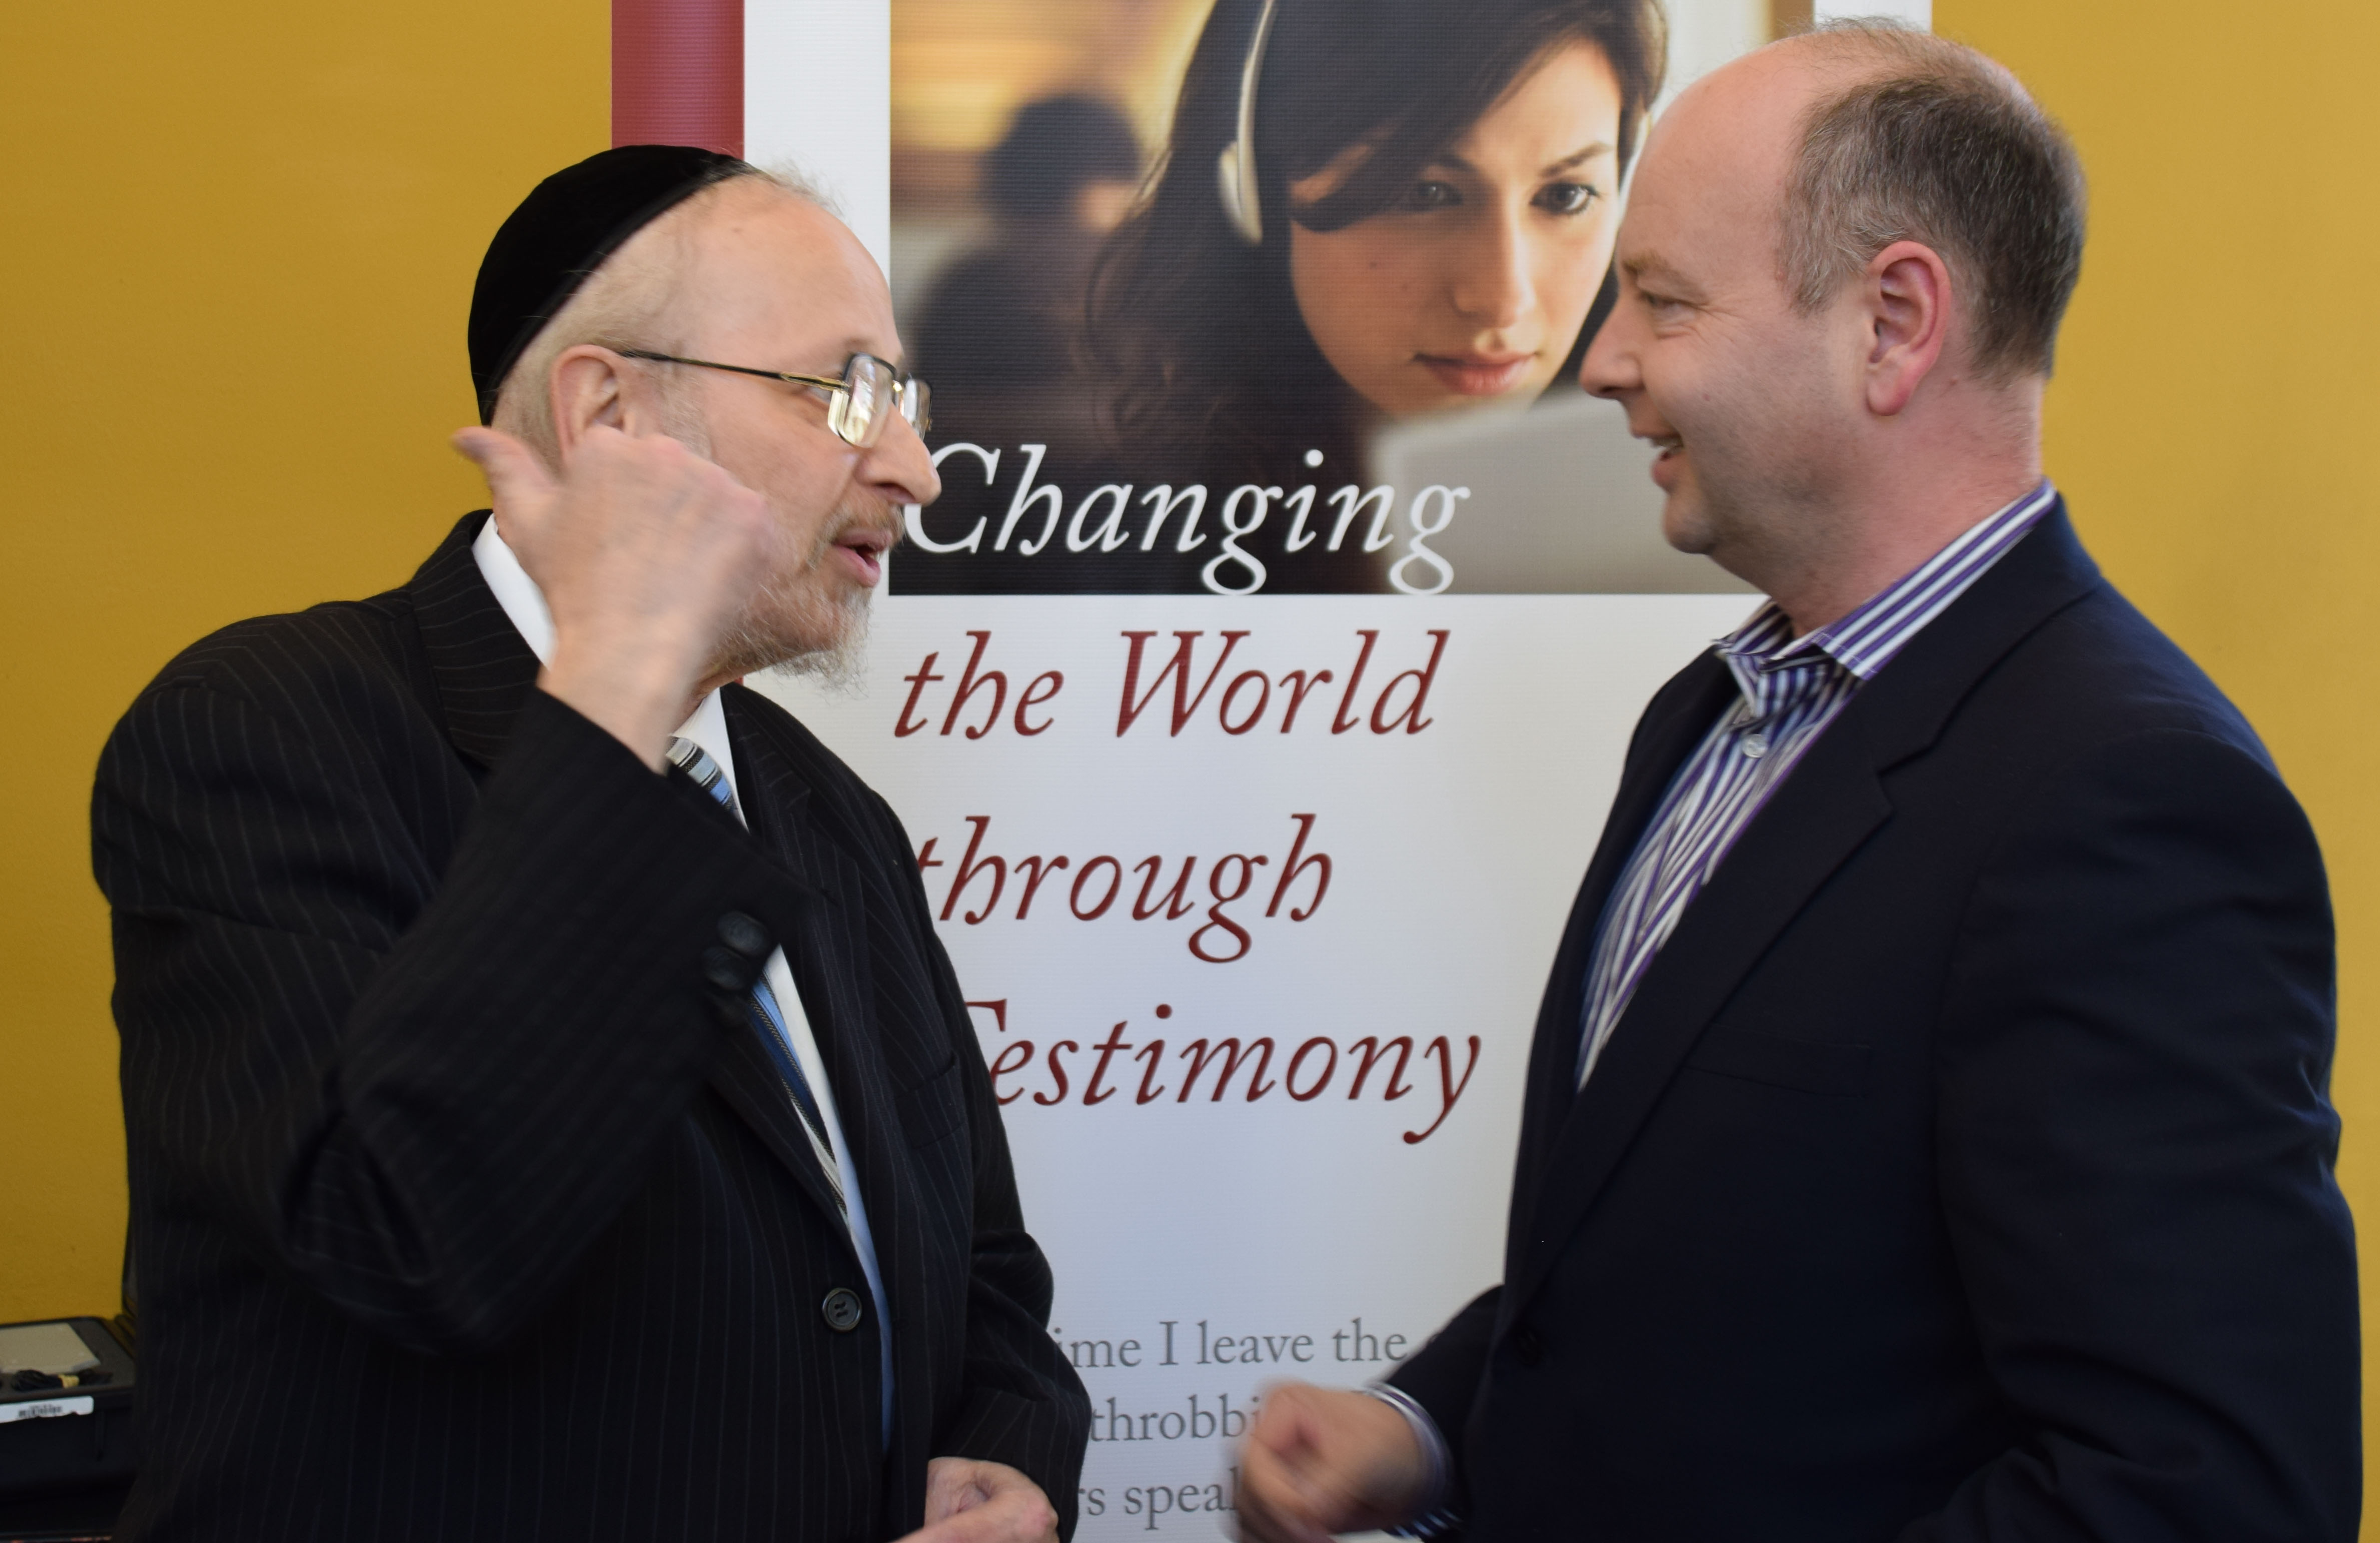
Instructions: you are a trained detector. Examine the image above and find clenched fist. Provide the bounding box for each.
[900,1457,1060,1543]
[1237,1383,1431,1543]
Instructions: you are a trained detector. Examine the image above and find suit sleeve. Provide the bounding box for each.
[872,789,1093,1532]
[94,676,801,1356]
[1906,728,2360,1542]
[1383,1285,1501,1518]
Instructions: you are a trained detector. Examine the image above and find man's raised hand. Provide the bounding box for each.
[453,423,772,768]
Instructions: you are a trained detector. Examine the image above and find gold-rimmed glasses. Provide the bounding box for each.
[617,348,931,448]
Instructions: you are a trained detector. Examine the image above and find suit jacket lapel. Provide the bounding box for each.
[408,510,541,769]
[1506,653,1737,1238]
[722,691,914,1295]
[727,690,930,1455]
[1504,715,1894,1313]
[1505,505,2105,1318]
[704,1011,863,1233]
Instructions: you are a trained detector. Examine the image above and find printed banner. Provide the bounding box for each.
[755,0,1785,1531]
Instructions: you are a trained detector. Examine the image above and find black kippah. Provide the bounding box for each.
[468,144,753,423]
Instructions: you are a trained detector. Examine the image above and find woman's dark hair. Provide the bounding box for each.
[1087,0,1667,478]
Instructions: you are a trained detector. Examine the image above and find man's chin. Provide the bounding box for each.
[1660,494,1722,558]
[719,585,874,693]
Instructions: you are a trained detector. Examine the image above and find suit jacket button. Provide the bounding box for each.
[718,911,771,959]
[1512,1325,1547,1367]
[821,1288,864,1333]
[701,945,751,993]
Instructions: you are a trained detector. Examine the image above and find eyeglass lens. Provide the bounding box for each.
[827,356,877,447]
[824,356,929,448]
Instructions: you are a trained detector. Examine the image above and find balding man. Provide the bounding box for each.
[1237,25,2357,1543]
[93,148,1088,1542]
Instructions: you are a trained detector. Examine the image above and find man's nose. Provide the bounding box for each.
[1579,288,1641,399]
[1450,210,1535,330]
[865,410,941,508]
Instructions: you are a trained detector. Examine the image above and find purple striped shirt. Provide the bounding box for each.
[1576,480,2058,1086]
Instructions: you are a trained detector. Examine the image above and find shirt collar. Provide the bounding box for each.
[470,515,741,819]
[1715,479,2059,684]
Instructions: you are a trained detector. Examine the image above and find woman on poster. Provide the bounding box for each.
[1084,0,1667,591]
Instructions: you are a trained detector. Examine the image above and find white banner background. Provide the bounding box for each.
[742,0,1928,1531]
[759,592,1746,1532]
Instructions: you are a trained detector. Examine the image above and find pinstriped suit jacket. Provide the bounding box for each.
[91,512,1089,1542]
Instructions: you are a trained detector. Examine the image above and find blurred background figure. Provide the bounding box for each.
[910,93,1144,481]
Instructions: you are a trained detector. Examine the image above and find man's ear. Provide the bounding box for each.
[548,345,635,458]
[1862,240,1954,418]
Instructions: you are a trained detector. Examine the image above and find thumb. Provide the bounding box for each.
[910,1487,1057,1543]
[451,426,557,514]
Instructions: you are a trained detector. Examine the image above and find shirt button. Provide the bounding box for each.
[1742,731,1770,759]
[821,1287,864,1333]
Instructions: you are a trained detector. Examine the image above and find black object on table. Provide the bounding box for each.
[0,1316,137,1541]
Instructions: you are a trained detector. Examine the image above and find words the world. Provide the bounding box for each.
[894,629,1451,740]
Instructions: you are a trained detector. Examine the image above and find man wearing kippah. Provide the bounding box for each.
[91,147,1088,1542]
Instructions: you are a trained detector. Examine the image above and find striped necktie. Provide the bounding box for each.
[667,735,848,1223]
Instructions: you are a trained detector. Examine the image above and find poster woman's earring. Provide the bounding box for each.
[1216,0,1278,245]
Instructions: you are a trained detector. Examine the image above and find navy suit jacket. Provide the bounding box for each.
[1388,505,2358,1541]
[92,513,1089,1541]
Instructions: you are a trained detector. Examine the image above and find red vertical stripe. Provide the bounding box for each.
[612,0,743,157]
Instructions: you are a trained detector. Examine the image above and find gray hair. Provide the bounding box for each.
[491,165,837,465]
[1779,21,2086,380]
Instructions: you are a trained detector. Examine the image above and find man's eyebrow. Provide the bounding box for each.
[1621,251,1693,290]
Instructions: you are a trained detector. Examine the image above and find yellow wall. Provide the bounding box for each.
[0,0,604,1316]
[4,0,2373,1515]
[1933,0,2380,1504]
